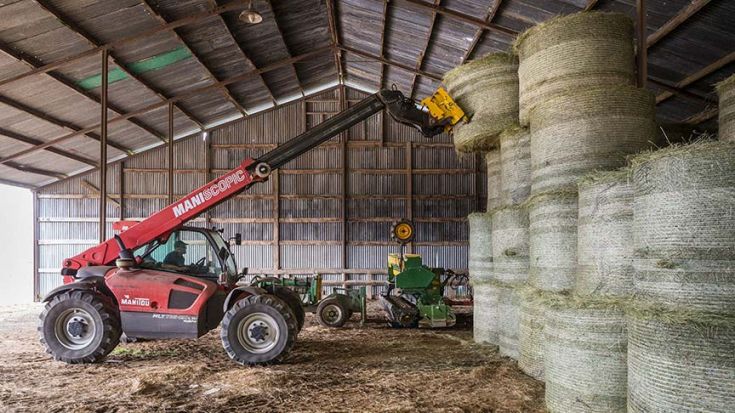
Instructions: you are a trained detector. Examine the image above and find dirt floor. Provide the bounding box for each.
[0,302,545,413]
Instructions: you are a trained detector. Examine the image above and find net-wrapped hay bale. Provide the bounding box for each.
[518,290,546,381]
[631,141,735,314]
[628,311,735,412]
[514,12,635,125]
[717,75,735,142]
[528,192,578,292]
[492,206,529,285]
[500,125,531,205]
[544,298,627,413]
[497,285,520,359]
[529,86,656,195]
[473,283,500,345]
[577,170,634,297]
[468,212,493,283]
[444,53,519,152]
[486,148,502,211]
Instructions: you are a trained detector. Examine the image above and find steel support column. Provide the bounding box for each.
[99,49,108,243]
[168,102,175,204]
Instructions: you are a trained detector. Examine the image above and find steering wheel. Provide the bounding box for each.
[188,256,207,273]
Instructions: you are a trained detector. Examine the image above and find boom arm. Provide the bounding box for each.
[61,89,448,275]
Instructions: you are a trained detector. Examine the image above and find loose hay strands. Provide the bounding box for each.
[631,141,735,314]
[473,283,501,345]
[577,169,634,297]
[514,12,635,125]
[526,191,579,292]
[444,52,519,153]
[518,291,547,381]
[717,74,735,143]
[486,148,503,211]
[468,212,493,283]
[492,206,530,285]
[543,297,628,413]
[529,85,657,195]
[627,310,735,413]
[498,285,521,360]
[500,125,531,205]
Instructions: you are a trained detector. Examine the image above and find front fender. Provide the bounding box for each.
[42,276,114,304]
[223,286,268,312]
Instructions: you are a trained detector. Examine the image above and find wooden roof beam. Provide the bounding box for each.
[0,1,250,90]
[398,0,516,36]
[657,51,735,104]
[0,95,133,155]
[461,0,503,64]
[0,126,96,167]
[0,46,332,165]
[0,44,164,143]
[409,0,441,100]
[683,106,718,125]
[0,177,35,189]
[647,0,711,48]
[338,45,442,82]
[326,0,345,84]
[36,0,207,130]
[584,0,599,11]
[378,0,390,90]
[263,0,305,97]
[141,0,250,117]
[3,161,66,179]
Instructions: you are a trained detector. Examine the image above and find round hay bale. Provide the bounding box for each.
[631,141,735,314]
[518,291,546,381]
[473,283,500,345]
[486,148,503,211]
[497,285,520,359]
[577,170,634,297]
[717,74,735,142]
[528,192,578,292]
[444,53,519,153]
[544,298,628,413]
[468,212,493,283]
[627,311,735,412]
[500,125,531,205]
[514,12,635,125]
[529,85,657,195]
[492,206,529,285]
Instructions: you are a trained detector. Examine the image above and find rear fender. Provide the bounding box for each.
[223,286,268,312]
[42,276,117,306]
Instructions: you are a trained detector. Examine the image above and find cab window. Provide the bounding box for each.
[134,229,223,277]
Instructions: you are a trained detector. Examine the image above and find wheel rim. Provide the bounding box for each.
[321,304,343,325]
[236,313,280,354]
[54,308,96,350]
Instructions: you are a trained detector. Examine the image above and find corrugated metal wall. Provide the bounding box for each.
[34,86,487,299]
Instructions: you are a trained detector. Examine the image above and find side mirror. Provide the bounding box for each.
[230,233,242,246]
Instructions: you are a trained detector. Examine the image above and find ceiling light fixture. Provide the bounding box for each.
[239,0,263,24]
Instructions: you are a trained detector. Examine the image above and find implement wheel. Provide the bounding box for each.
[316,297,349,328]
[220,294,297,365]
[38,291,121,364]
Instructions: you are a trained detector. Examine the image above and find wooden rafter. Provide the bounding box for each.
[338,46,442,81]
[36,0,206,130]
[399,0,515,36]
[0,126,96,167]
[0,2,250,90]
[409,0,441,99]
[0,47,332,165]
[461,0,503,64]
[4,161,66,179]
[683,106,718,125]
[0,43,163,143]
[262,0,305,97]
[648,77,709,102]
[584,0,599,11]
[0,95,132,155]
[647,0,711,48]
[0,177,35,189]
[657,51,735,104]
[141,0,251,116]
[378,0,390,89]
[326,0,345,83]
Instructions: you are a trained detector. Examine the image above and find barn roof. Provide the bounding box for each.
[0,0,731,189]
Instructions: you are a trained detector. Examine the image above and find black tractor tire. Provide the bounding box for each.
[269,286,305,333]
[220,294,297,366]
[316,297,350,328]
[38,290,121,364]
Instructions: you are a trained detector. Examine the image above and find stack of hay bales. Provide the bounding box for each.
[448,53,521,347]
[542,170,634,412]
[468,212,497,344]
[717,74,735,142]
[627,141,735,412]
[499,126,531,205]
[513,11,656,384]
[444,53,519,153]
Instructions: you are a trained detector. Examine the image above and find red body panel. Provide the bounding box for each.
[62,158,263,276]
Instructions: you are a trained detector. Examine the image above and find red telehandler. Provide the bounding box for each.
[38,88,466,365]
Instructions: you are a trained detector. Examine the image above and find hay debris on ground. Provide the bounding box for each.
[631,141,735,314]
[514,12,635,125]
[444,52,519,153]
